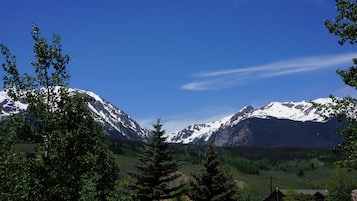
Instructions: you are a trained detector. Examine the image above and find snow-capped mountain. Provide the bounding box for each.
[0,91,28,117]
[0,88,149,140]
[248,98,331,122]
[167,98,344,148]
[1,88,345,148]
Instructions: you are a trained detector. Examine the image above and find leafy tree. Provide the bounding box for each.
[130,119,185,201]
[283,189,295,201]
[0,124,29,201]
[297,169,305,177]
[0,24,120,200]
[323,0,357,166]
[188,144,241,201]
[326,168,356,201]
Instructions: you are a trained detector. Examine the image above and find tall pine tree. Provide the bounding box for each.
[130,119,185,201]
[188,144,241,201]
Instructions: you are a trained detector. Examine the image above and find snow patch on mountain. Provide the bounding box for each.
[71,88,149,139]
[167,115,232,144]
[251,100,327,122]
[0,91,28,116]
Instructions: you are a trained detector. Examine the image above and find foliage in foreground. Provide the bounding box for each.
[323,0,357,167]
[326,168,357,201]
[0,126,29,200]
[0,24,123,200]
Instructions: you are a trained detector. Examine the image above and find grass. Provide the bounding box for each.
[14,142,357,201]
[116,154,137,174]
[115,153,357,201]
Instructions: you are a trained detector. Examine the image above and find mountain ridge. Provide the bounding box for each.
[166,98,344,148]
[0,88,149,141]
[0,88,344,148]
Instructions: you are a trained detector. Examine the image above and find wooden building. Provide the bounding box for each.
[264,188,327,201]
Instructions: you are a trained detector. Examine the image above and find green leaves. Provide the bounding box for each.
[324,0,357,45]
[30,24,71,88]
[0,126,29,201]
[0,24,122,200]
[326,168,357,201]
[323,0,357,167]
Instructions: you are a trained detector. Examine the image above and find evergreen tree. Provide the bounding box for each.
[322,0,357,166]
[130,119,185,201]
[188,144,241,201]
[0,24,120,200]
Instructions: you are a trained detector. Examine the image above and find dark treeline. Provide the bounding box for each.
[107,137,339,161]
[106,138,343,175]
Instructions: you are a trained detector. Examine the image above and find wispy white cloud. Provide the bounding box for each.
[182,52,357,91]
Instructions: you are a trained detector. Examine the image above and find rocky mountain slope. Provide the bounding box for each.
[0,88,149,141]
[166,99,345,148]
[1,88,346,148]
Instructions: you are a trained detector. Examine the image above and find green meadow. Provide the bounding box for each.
[111,140,357,201]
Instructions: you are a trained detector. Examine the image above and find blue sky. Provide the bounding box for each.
[1,0,356,133]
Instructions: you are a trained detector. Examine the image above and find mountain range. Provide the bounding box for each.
[166,99,344,148]
[0,88,345,148]
[0,88,149,141]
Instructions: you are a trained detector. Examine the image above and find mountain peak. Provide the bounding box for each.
[167,98,337,147]
[240,105,255,113]
[251,99,326,122]
[0,88,149,140]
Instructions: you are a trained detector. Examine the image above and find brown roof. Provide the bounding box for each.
[280,189,328,196]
